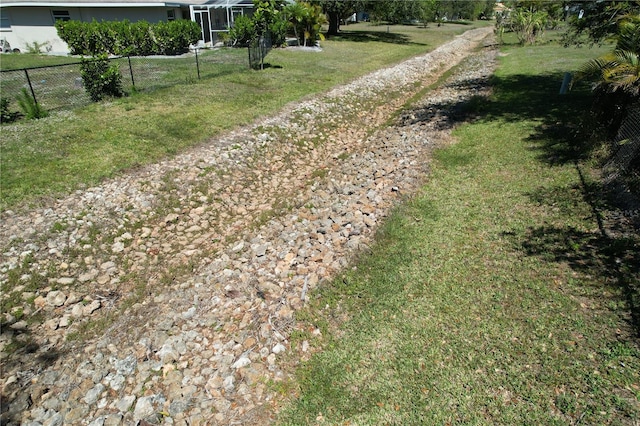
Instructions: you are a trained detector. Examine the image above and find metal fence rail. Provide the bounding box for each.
[0,49,253,115]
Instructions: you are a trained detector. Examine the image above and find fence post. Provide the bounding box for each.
[195,48,201,79]
[127,56,135,90]
[23,68,39,106]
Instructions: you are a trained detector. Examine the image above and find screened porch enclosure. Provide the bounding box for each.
[190,0,253,45]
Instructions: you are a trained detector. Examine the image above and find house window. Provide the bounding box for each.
[167,10,175,21]
[0,10,11,31]
[52,10,71,22]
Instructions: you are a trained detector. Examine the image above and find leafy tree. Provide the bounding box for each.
[252,0,288,45]
[312,0,362,35]
[434,0,493,21]
[228,0,287,46]
[228,14,258,46]
[563,0,640,47]
[369,0,436,24]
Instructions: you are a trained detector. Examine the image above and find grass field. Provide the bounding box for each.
[276,37,640,424]
[0,22,487,211]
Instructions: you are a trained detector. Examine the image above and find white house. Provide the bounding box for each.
[0,0,253,53]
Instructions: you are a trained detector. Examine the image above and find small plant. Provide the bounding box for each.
[80,55,125,102]
[1,98,19,123]
[25,41,51,54]
[16,88,48,120]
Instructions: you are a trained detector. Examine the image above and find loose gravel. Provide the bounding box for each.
[1,27,495,425]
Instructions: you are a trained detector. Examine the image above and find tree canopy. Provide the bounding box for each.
[562,0,640,46]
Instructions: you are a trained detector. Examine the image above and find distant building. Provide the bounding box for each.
[0,0,253,53]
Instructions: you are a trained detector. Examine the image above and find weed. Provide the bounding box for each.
[50,221,68,233]
[16,88,48,120]
[310,168,328,179]
[25,41,51,54]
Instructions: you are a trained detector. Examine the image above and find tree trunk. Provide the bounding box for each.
[327,11,340,35]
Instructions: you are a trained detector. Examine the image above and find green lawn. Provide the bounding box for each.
[0,22,487,211]
[276,38,640,424]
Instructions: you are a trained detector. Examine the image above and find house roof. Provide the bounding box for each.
[0,0,252,7]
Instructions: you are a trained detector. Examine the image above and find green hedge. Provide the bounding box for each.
[55,19,201,56]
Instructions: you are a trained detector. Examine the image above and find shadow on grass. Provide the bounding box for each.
[465,71,640,337]
[408,68,640,339]
[326,29,425,46]
[513,224,640,337]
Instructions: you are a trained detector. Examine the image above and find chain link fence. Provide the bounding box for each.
[603,102,640,189]
[0,48,253,115]
[248,35,272,70]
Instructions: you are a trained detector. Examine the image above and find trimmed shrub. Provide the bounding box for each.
[80,55,125,101]
[153,20,202,55]
[56,19,201,56]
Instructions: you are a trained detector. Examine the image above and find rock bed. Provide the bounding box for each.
[1,27,495,425]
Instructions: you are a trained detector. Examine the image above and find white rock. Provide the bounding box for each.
[232,355,251,369]
[10,320,28,330]
[272,343,286,354]
[115,395,136,412]
[56,277,75,285]
[82,300,101,316]
[58,315,71,328]
[111,241,125,253]
[46,290,66,307]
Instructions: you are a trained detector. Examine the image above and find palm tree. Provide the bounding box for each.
[580,14,640,96]
[284,2,307,46]
[510,7,549,45]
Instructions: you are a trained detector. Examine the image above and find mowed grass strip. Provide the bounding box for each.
[277,38,640,424]
[0,22,487,211]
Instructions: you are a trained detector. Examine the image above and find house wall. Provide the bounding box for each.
[0,6,180,53]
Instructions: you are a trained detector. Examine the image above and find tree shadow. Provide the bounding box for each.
[0,329,64,425]
[505,224,640,337]
[477,73,606,165]
[403,68,640,340]
[326,30,424,46]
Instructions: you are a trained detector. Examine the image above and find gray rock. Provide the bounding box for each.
[133,395,155,421]
[272,343,286,354]
[42,413,63,426]
[64,406,89,423]
[113,354,137,375]
[83,383,105,405]
[10,320,28,330]
[83,299,101,315]
[169,399,190,416]
[104,414,123,426]
[115,395,136,412]
[87,416,106,426]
